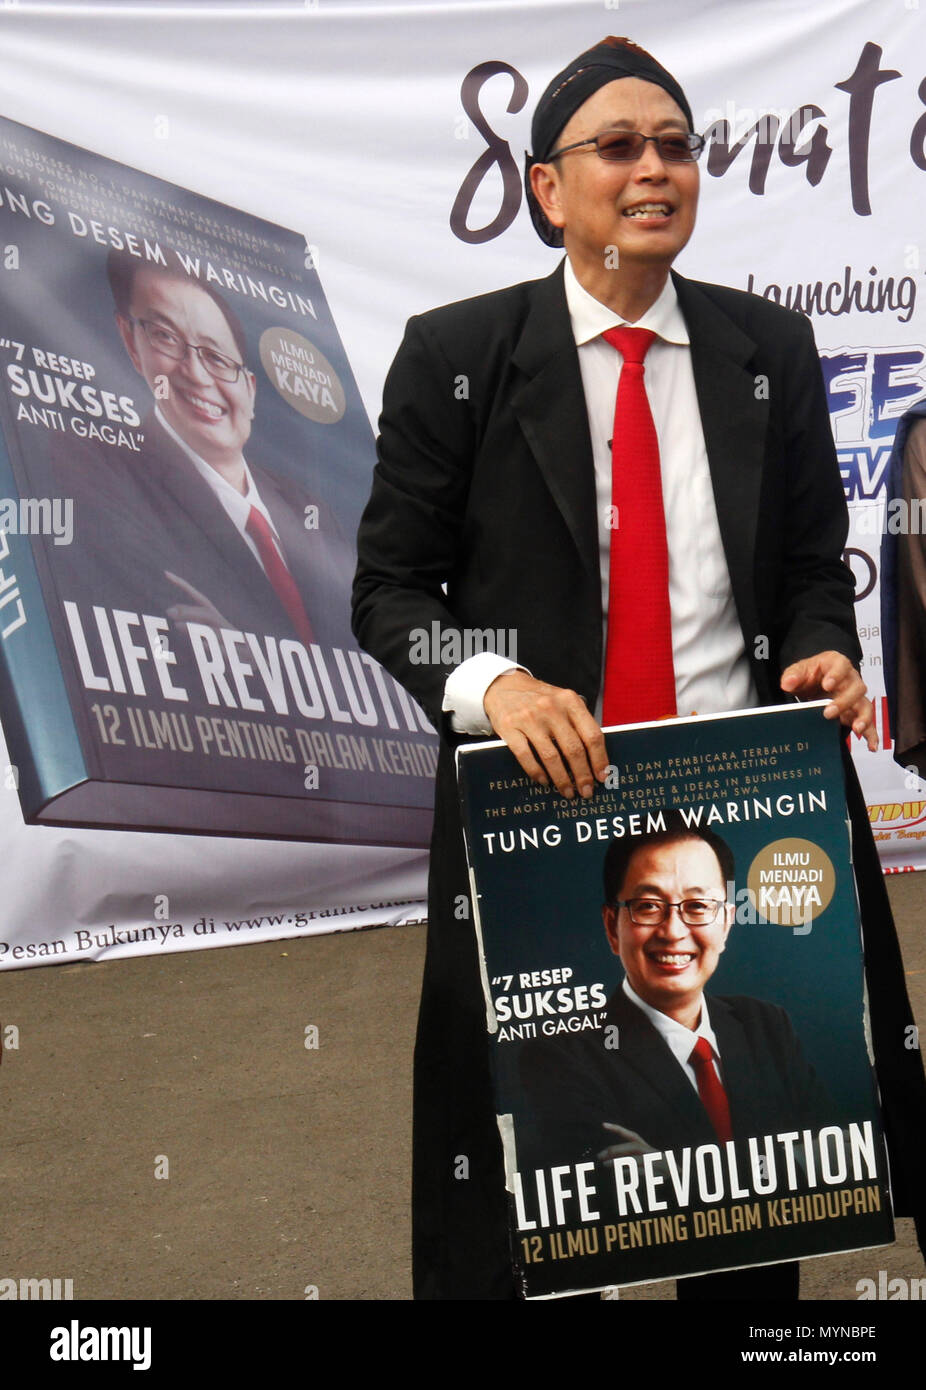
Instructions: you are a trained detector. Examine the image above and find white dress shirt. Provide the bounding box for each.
[622,977,725,1093]
[155,406,288,575]
[443,258,758,734]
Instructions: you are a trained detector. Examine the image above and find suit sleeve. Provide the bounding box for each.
[44,435,185,620]
[518,1037,624,1167]
[351,313,478,733]
[723,996,839,1136]
[773,313,862,673]
[770,1005,838,1130]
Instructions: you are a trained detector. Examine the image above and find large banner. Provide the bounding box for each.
[458,704,894,1297]
[0,0,921,970]
[0,114,436,846]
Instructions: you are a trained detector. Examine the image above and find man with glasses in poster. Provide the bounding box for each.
[56,247,347,649]
[519,817,834,1188]
[353,36,926,1299]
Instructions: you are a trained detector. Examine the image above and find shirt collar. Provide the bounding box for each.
[154,405,270,526]
[622,976,720,1060]
[563,256,689,348]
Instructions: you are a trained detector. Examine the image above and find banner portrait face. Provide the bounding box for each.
[603,835,732,1021]
[116,269,258,468]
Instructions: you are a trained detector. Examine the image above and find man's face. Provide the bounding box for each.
[531,77,699,286]
[117,269,256,466]
[603,837,732,1022]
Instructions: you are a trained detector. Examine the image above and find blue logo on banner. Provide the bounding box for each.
[822,347,926,499]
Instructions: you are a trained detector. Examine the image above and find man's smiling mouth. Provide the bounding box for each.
[649,951,696,967]
[623,202,672,219]
[181,391,225,420]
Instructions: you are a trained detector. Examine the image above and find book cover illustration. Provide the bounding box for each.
[457,703,894,1297]
[0,116,435,843]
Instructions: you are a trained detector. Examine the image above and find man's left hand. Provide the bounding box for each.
[779,651,878,751]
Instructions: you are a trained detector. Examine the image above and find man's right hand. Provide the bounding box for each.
[482,669,608,798]
[164,572,232,633]
[596,1122,658,1162]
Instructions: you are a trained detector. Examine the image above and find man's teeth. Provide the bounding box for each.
[624,204,671,218]
[187,394,224,418]
[651,952,694,965]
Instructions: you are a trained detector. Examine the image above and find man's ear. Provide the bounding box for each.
[602,904,621,958]
[116,314,143,375]
[529,160,567,232]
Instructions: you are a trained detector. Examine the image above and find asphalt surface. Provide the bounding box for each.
[0,873,923,1301]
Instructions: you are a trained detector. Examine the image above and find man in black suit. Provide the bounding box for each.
[54,248,350,651]
[352,37,926,1299]
[519,816,833,1173]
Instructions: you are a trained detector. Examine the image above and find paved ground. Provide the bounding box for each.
[0,873,923,1301]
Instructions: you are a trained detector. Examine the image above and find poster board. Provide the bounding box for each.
[458,702,894,1297]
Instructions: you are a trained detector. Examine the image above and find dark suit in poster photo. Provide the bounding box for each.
[518,820,838,1171]
[353,37,926,1297]
[521,988,835,1165]
[54,412,352,653]
[48,248,353,656]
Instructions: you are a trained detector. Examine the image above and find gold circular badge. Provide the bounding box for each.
[745,837,836,927]
[259,328,346,423]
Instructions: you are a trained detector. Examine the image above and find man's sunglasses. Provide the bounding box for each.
[548,130,705,164]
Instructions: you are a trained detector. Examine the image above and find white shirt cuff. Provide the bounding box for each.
[442,652,529,735]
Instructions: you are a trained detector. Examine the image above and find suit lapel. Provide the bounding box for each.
[607,990,714,1139]
[672,272,766,649]
[258,467,353,643]
[259,469,317,599]
[144,418,293,619]
[509,266,769,625]
[709,995,764,1137]
[510,263,600,580]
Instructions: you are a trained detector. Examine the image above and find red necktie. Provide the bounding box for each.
[600,327,676,725]
[689,1035,732,1143]
[245,505,315,647]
